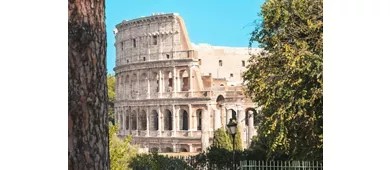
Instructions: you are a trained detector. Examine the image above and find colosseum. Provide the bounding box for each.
[113,13,263,153]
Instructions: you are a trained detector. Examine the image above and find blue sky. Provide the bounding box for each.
[106,0,266,74]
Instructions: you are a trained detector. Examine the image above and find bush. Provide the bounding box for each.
[130,152,194,170]
[109,122,138,170]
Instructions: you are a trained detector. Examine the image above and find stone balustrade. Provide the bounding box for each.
[116,50,195,66]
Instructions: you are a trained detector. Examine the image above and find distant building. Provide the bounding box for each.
[114,13,263,153]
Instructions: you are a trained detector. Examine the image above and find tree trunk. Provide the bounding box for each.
[68,0,109,169]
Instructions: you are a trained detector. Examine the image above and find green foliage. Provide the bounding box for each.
[109,122,138,170]
[107,74,116,119]
[130,152,194,170]
[245,0,323,160]
[191,146,269,169]
[205,147,233,169]
[212,128,232,150]
[212,126,242,151]
[230,125,243,151]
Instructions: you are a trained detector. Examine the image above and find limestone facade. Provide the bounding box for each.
[114,13,263,153]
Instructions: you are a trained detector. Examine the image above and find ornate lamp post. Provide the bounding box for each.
[227,118,238,170]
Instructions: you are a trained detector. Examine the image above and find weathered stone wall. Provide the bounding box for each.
[194,43,263,85]
[113,13,258,153]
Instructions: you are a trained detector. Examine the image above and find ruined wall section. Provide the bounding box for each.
[193,43,263,86]
[114,13,193,67]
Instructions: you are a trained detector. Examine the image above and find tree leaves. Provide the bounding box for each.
[244,0,323,160]
[109,122,138,170]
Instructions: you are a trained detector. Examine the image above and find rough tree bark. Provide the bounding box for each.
[68,0,109,169]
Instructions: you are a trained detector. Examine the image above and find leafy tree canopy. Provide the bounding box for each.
[244,0,323,160]
[107,74,115,119]
[109,122,138,170]
[212,128,232,150]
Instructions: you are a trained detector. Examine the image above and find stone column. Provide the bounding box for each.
[136,72,140,100]
[188,66,193,97]
[172,105,176,137]
[226,108,232,124]
[213,108,221,130]
[158,34,162,60]
[177,72,181,92]
[237,109,242,124]
[201,107,210,152]
[121,110,125,134]
[147,71,151,99]
[137,37,141,61]
[248,110,255,144]
[158,106,162,137]
[136,108,139,133]
[188,104,193,137]
[237,109,245,148]
[146,107,150,137]
[162,71,166,93]
[173,144,177,153]
[158,70,163,98]
[147,36,150,60]
[127,109,131,135]
[220,105,225,128]
[172,67,177,96]
[189,144,193,153]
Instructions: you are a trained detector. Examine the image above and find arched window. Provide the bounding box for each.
[150,110,159,130]
[165,147,173,153]
[179,110,189,130]
[196,109,202,130]
[119,114,123,130]
[231,110,237,120]
[139,110,147,130]
[140,73,148,98]
[125,115,130,130]
[131,73,137,99]
[164,109,172,130]
[131,111,137,130]
[179,70,189,91]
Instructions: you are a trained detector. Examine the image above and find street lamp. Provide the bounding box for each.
[227,118,238,170]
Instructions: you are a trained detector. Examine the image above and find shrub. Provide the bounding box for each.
[130,152,194,170]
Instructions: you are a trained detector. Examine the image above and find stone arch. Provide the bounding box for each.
[165,147,173,153]
[163,109,173,130]
[131,110,137,130]
[150,147,159,153]
[164,70,173,92]
[216,95,225,108]
[150,71,159,94]
[196,109,203,130]
[179,69,189,91]
[245,108,258,126]
[125,113,130,130]
[119,113,123,130]
[130,73,138,99]
[150,110,159,130]
[180,148,188,152]
[179,109,189,130]
[138,110,147,130]
[139,72,148,98]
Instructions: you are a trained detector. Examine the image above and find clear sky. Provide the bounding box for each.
[106,0,266,74]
